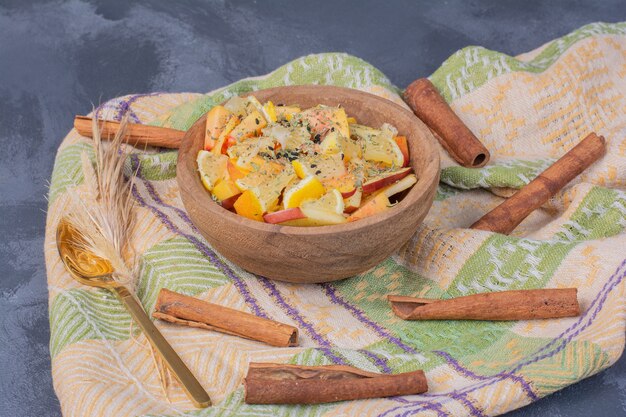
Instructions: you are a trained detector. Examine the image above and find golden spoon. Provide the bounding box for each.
[56,218,211,408]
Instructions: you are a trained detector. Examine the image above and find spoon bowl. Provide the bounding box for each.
[56,220,115,287]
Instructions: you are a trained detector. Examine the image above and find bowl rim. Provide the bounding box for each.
[178,85,440,236]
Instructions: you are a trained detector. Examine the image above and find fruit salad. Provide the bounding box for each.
[197,95,417,226]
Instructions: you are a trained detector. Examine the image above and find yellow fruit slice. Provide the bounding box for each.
[235,162,293,192]
[197,150,227,191]
[229,110,267,141]
[204,105,231,150]
[211,115,240,155]
[357,124,404,167]
[292,206,347,226]
[212,178,241,202]
[258,170,296,212]
[262,100,277,123]
[301,189,344,214]
[320,130,362,161]
[282,175,325,209]
[234,189,265,222]
[301,106,350,138]
[347,192,390,222]
[291,153,346,180]
[321,174,357,196]
[275,105,301,121]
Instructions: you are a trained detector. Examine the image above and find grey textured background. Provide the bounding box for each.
[1,1,625,416]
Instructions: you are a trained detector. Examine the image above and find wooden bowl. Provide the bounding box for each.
[177,86,440,283]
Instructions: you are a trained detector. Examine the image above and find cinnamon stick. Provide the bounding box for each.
[244,363,428,404]
[471,132,606,234]
[388,288,579,321]
[403,78,490,167]
[74,116,185,149]
[153,288,298,347]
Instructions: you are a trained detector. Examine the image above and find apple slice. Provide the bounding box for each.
[264,207,306,224]
[362,167,412,194]
[344,189,362,213]
[394,136,410,167]
[379,174,417,199]
[220,193,241,210]
[347,192,390,222]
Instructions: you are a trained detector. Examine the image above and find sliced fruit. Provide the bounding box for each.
[220,193,241,210]
[321,173,357,198]
[344,189,362,213]
[298,204,347,226]
[361,125,404,167]
[394,135,410,167]
[301,106,350,138]
[301,189,344,214]
[362,167,412,194]
[227,159,249,181]
[282,175,325,209]
[263,207,306,224]
[212,115,240,155]
[320,130,361,161]
[223,96,249,117]
[230,137,274,170]
[204,105,231,150]
[262,125,309,151]
[197,150,228,191]
[229,110,267,141]
[378,174,417,199]
[262,100,277,123]
[235,162,292,192]
[234,189,265,222]
[212,178,241,202]
[347,192,390,222]
[280,205,347,226]
[258,170,296,212]
[275,105,301,121]
[292,153,347,180]
[349,123,381,142]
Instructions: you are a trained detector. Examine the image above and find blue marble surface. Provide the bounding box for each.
[0,1,624,416]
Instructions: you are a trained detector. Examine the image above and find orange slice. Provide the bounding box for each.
[197,150,227,191]
[282,175,325,209]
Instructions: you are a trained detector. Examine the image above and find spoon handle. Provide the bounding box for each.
[114,285,212,408]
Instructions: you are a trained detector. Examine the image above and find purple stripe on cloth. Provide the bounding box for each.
[434,350,538,401]
[379,399,449,417]
[358,349,392,374]
[446,392,485,417]
[321,283,417,354]
[114,93,163,122]
[257,277,346,365]
[513,256,626,370]
[129,157,267,318]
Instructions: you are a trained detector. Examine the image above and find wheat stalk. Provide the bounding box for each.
[66,115,137,286]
